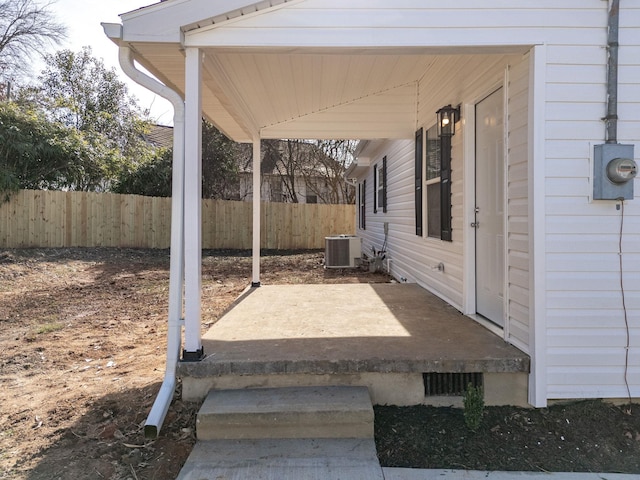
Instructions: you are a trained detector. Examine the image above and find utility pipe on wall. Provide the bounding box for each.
[605,0,621,144]
[107,31,187,438]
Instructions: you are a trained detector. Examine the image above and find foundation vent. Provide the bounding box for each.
[423,372,483,396]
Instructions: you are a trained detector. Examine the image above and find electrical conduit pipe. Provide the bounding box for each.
[106,32,186,438]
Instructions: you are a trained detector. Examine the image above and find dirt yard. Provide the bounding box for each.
[1,248,639,479]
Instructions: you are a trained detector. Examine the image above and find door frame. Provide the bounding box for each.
[462,77,510,340]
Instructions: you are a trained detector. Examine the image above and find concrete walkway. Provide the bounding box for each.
[177,440,639,480]
[383,469,638,479]
[176,438,385,480]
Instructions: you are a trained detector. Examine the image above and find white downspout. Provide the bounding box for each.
[110,35,186,438]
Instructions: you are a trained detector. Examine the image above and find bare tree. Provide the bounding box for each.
[0,0,66,79]
[260,139,355,204]
[309,140,357,204]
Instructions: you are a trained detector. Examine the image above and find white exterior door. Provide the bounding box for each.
[475,88,505,327]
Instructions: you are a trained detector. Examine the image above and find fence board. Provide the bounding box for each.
[0,190,355,250]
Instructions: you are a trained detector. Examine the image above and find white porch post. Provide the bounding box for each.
[183,47,204,360]
[252,138,261,286]
[528,44,548,407]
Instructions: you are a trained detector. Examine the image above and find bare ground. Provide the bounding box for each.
[0,249,638,479]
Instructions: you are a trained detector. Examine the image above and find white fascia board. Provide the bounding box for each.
[120,0,261,43]
[102,23,123,44]
[353,141,369,158]
[356,139,385,158]
[345,157,371,180]
[183,9,542,50]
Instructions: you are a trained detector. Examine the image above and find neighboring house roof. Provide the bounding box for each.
[144,124,173,149]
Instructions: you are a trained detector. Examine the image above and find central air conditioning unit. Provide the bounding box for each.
[325,235,361,268]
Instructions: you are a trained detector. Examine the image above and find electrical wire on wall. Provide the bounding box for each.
[617,199,632,413]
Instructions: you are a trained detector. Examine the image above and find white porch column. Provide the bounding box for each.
[528,44,548,407]
[252,138,261,286]
[183,47,204,359]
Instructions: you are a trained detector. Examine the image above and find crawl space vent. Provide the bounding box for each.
[423,372,483,396]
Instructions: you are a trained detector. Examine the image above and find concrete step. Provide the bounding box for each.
[176,438,384,480]
[196,385,373,440]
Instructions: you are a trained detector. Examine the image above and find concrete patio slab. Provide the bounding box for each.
[179,283,529,378]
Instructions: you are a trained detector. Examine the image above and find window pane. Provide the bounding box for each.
[427,183,441,238]
[426,125,440,181]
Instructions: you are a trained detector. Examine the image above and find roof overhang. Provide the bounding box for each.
[107,0,532,143]
[345,156,371,180]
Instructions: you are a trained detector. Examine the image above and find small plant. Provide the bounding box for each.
[36,322,64,335]
[463,383,485,432]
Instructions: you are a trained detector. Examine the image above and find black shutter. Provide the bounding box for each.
[373,167,378,213]
[382,156,387,213]
[358,183,362,229]
[415,128,423,236]
[362,179,366,229]
[440,135,452,242]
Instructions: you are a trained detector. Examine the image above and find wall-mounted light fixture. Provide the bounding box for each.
[436,104,460,137]
[434,104,460,242]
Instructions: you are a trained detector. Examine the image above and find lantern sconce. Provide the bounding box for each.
[436,104,461,137]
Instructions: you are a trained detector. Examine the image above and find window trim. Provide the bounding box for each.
[426,125,442,239]
[374,157,387,214]
[420,123,453,242]
[440,135,452,242]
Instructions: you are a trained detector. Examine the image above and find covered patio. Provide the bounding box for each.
[178,283,530,406]
[102,0,541,437]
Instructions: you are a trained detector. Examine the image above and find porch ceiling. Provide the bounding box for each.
[130,43,442,142]
[117,0,533,143]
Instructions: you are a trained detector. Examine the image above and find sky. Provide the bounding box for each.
[45,0,174,125]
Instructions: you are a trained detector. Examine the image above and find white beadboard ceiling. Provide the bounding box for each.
[121,0,529,143]
[130,43,446,142]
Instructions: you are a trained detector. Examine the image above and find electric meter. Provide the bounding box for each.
[593,144,636,200]
[606,157,638,184]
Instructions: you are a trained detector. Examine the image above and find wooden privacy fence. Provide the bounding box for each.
[0,190,356,250]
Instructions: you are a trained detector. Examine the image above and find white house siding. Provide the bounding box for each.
[506,56,531,353]
[232,0,640,401]
[356,53,527,312]
[187,0,607,49]
[543,6,640,400]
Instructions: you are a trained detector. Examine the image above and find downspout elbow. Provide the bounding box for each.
[116,46,184,120]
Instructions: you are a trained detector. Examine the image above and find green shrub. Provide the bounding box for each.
[463,383,485,432]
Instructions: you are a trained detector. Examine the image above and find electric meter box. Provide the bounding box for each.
[593,143,636,200]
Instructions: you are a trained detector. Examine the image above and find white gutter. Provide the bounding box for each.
[103,23,186,438]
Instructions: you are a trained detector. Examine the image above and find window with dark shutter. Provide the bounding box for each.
[382,156,387,213]
[374,158,386,213]
[440,135,452,242]
[373,167,378,214]
[425,125,441,239]
[423,123,452,241]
